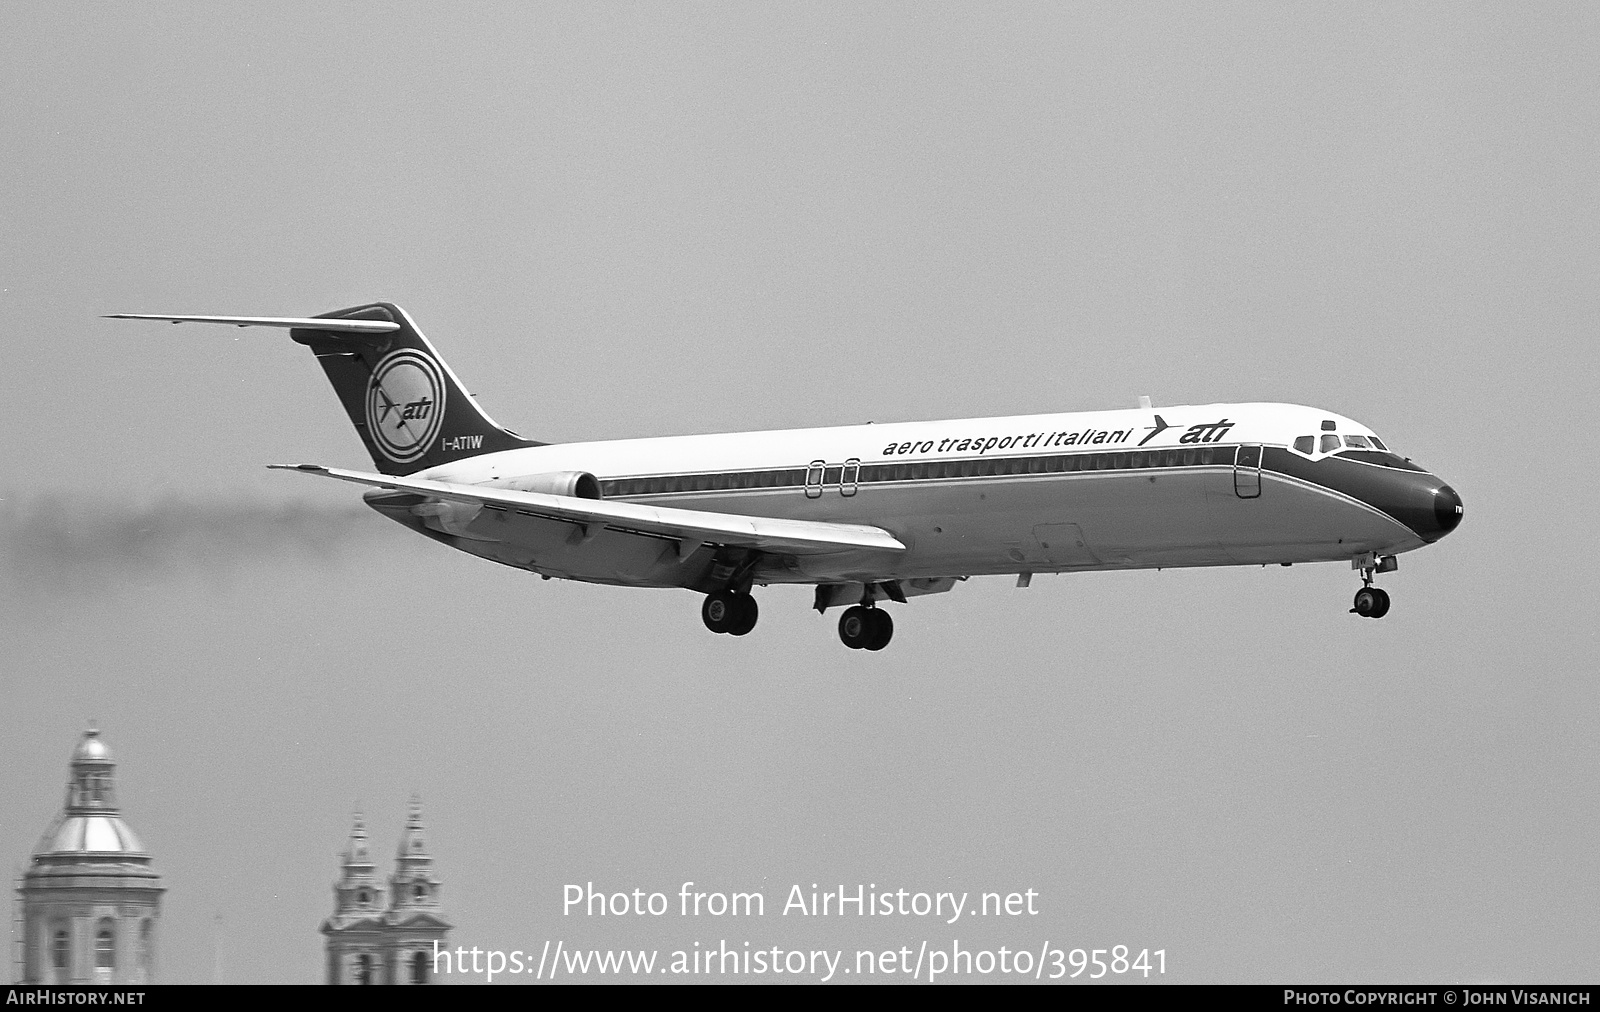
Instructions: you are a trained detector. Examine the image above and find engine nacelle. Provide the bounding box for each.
[487,470,602,500]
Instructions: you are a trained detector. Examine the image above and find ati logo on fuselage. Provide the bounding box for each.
[1140,415,1235,447]
[366,349,447,464]
[1178,419,1235,444]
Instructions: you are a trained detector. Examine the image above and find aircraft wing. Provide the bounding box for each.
[105,313,400,334]
[271,464,907,556]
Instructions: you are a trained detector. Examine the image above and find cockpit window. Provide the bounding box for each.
[1293,435,1314,454]
[1319,434,1341,453]
[1343,435,1371,449]
[1368,436,1388,451]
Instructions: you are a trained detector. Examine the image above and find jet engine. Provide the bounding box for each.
[486,470,602,499]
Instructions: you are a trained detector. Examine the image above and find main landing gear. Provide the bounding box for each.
[1349,554,1396,619]
[702,590,758,636]
[838,605,893,651]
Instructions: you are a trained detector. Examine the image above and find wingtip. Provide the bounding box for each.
[267,463,329,473]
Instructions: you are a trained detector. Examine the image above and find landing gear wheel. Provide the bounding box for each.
[704,591,758,635]
[1368,587,1390,619]
[728,594,759,636]
[1351,586,1391,619]
[838,606,873,649]
[702,591,739,634]
[864,609,893,651]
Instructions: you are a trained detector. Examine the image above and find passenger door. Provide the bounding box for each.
[1233,445,1262,499]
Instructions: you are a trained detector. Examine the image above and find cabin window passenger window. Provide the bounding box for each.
[1320,434,1341,453]
[1294,436,1314,454]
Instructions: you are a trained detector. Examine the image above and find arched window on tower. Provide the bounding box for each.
[414,883,426,901]
[51,928,69,983]
[411,950,428,984]
[94,919,115,983]
[356,952,374,985]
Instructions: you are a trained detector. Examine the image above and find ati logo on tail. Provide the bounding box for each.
[366,350,447,464]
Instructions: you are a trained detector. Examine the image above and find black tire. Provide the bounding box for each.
[1369,588,1391,619]
[838,606,872,649]
[728,594,759,636]
[864,609,894,651]
[1352,587,1379,618]
[702,591,739,634]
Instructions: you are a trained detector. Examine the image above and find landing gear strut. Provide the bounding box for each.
[838,605,893,651]
[1350,554,1394,619]
[702,590,758,636]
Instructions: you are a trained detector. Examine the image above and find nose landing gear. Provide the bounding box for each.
[702,590,759,636]
[1351,585,1391,618]
[838,605,893,651]
[1349,553,1395,619]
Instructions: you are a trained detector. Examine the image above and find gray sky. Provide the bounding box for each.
[2,2,1597,984]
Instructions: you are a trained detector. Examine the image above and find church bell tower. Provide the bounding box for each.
[321,800,451,984]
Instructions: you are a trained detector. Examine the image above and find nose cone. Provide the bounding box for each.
[1429,483,1464,540]
[1363,469,1463,543]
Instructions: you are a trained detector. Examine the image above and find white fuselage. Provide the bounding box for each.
[400,401,1449,591]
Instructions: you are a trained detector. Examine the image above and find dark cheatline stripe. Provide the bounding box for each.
[599,445,1241,498]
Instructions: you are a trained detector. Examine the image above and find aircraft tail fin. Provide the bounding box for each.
[111,303,540,474]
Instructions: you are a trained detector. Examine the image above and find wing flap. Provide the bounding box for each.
[272,464,906,556]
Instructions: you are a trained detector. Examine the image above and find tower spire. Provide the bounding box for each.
[388,796,440,914]
[329,812,383,918]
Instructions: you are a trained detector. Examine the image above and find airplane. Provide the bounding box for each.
[110,303,1463,651]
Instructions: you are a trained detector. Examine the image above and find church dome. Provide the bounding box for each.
[34,814,146,856]
[31,727,152,859]
[20,726,164,986]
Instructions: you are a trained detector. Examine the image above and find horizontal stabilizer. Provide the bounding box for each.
[272,463,907,556]
[105,314,400,334]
